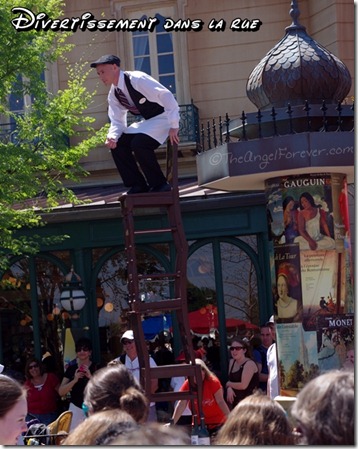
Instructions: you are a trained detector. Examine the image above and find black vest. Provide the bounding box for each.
[115,73,165,120]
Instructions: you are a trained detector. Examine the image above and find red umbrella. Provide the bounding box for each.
[188,306,258,334]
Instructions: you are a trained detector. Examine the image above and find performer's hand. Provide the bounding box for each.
[105,137,117,149]
[169,128,180,145]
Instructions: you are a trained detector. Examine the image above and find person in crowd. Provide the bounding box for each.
[226,337,259,407]
[214,391,295,445]
[110,422,190,445]
[0,374,28,445]
[291,370,354,445]
[63,408,138,445]
[252,326,274,394]
[24,357,60,425]
[152,331,175,421]
[114,330,158,422]
[265,316,280,399]
[90,54,180,194]
[294,191,335,250]
[58,337,97,431]
[282,195,299,243]
[83,364,149,423]
[171,358,230,438]
[275,263,302,322]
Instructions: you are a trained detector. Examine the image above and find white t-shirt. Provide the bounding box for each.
[267,343,280,399]
[124,355,157,407]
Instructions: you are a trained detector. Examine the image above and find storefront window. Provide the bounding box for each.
[188,237,259,336]
[0,255,68,378]
[94,246,171,363]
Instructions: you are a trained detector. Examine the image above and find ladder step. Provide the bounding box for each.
[150,390,197,403]
[143,364,200,378]
[120,194,175,208]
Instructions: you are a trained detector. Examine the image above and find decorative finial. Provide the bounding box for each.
[286,0,305,32]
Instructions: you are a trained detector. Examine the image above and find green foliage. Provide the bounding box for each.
[0,0,106,268]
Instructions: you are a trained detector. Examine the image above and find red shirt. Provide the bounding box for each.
[180,375,226,428]
[25,372,60,414]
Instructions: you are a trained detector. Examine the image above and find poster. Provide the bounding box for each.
[273,244,302,323]
[276,323,318,396]
[266,173,354,396]
[300,249,338,331]
[316,313,354,372]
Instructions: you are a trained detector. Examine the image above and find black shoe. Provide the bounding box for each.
[149,183,172,193]
[126,185,149,194]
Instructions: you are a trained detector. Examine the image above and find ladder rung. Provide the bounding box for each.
[120,195,175,208]
[143,364,200,378]
[131,299,183,312]
[150,390,197,403]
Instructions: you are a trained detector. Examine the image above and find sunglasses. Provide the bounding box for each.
[76,347,90,352]
[230,346,244,351]
[29,364,39,369]
[122,339,134,345]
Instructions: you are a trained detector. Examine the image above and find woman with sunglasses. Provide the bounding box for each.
[58,337,97,431]
[225,337,259,409]
[24,358,60,425]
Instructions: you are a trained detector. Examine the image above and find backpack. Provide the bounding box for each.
[23,423,50,445]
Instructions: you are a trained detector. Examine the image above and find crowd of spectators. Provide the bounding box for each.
[0,324,354,445]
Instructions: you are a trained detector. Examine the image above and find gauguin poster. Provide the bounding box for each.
[266,173,354,396]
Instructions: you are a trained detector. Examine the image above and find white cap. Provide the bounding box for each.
[121,330,134,341]
[0,364,4,374]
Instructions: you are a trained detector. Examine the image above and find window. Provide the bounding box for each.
[1,72,46,143]
[114,1,191,103]
[132,14,176,96]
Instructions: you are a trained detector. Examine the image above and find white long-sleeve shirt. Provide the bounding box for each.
[107,70,180,144]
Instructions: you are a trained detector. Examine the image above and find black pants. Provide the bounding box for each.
[111,133,167,188]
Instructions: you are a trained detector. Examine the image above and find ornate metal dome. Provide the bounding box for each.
[246,0,352,110]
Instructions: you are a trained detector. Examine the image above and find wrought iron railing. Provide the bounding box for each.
[126,100,200,145]
[0,101,201,147]
[197,100,354,152]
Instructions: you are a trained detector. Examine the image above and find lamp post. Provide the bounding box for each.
[60,266,86,319]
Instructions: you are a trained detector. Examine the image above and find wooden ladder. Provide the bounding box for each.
[118,140,204,415]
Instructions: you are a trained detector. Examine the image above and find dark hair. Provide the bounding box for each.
[291,370,354,445]
[25,358,44,379]
[0,374,27,419]
[230,336,253,359]
[84,365,148,423]
[299,192,316,208]
[282,195,295,211]
[75,337,92,352]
